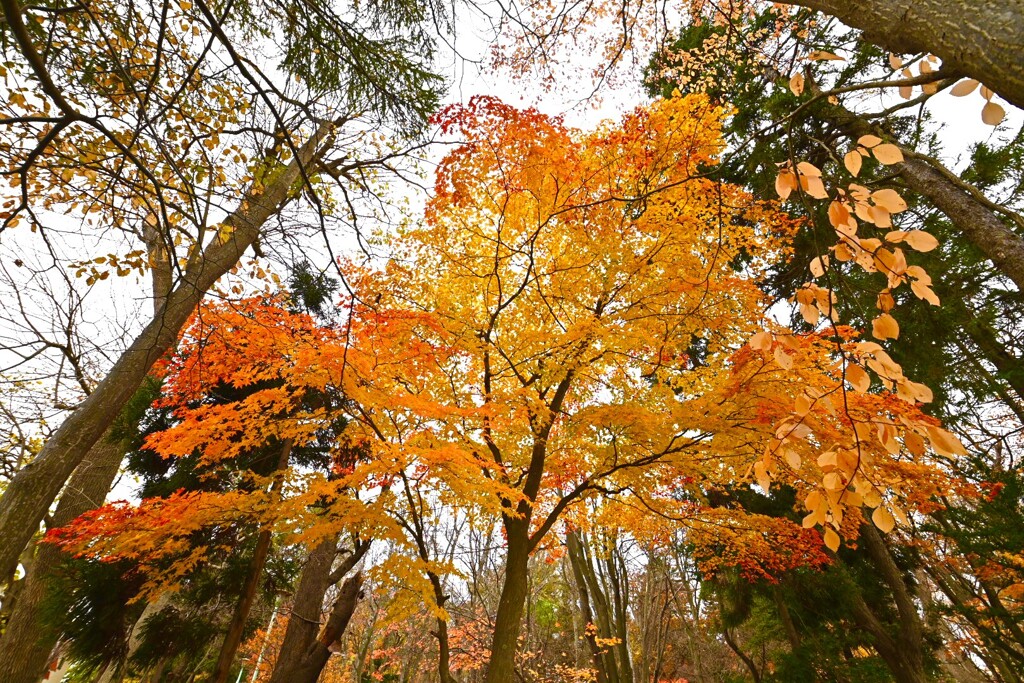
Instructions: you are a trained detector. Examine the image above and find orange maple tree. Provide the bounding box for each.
[50,94,969,682]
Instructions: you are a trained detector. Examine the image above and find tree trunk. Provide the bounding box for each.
[566,532,610,683]
[0,208,176,683]
[782,0,1024,110]
[284,571,364,683]
[267,536,339,683]
[484,519,532,683]
[210,439,293,683]
[0,122,333,585]
[0,435,126,682]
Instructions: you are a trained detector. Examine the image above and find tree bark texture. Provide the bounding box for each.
[484,519,532,683]
[784,0,1024,110]
[0,435,126,683]
[283,571,364,683]
[268,536,339,683]
[817,100,1024,293]
[0,123,333,585]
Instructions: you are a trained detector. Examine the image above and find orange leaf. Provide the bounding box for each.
[950,78,979,97]
[871,313,899,340]
[872,144,904,165]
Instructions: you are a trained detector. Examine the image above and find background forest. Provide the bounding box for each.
[0,1,1022,683]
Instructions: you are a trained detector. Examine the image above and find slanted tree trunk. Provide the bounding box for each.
[0,122,334,586]
[815,99,1024,293]
[781,0,1024,110]
[0,435,127,682]
[0,215,176,683]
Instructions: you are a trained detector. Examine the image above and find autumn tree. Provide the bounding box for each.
[0,0,445,593]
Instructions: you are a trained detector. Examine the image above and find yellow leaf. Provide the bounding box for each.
[872,144,904,165]
[808,50,844,61]
[785,449,802,470]
[910,280,940,306]
[800,175,829,199]
[872,506,896,533]
[846,364,870,393]
[843,150,862,176]
[797,161,822,177]
[871,313,899,340]
[926,425,967,456]
[904,229,939,252]
[809,255,828,278]
[749,330,772,351]
[950,78,979,97]
[982,101,1005,126]
[774,345,794,370]
[790,72,805,96]
[776,170,797,199]
[823,528,840,552]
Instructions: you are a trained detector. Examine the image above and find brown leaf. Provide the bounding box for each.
[950,78,979,97]
[982,101,1006,126]
[808,50,844,61]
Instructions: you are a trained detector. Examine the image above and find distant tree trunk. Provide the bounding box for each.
[268,536,368,683]
[0,123,334,585]
[281,571,364,683]
[210,439,293,683]
[843,524,930,683]
[781,0,1024,109]
[566,532,611,683]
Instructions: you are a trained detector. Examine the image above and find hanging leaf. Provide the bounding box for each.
[982,101,1006,126]
[872,144,904,165]
[950,78,979,96]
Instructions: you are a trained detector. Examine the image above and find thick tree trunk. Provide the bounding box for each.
[0,123,333,585]
[0,435,126,683]
[268,536,339,683]
[484,519,532,683]
[0,212,176,683]
[284,571,364,683]
[783,0,1024,110]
